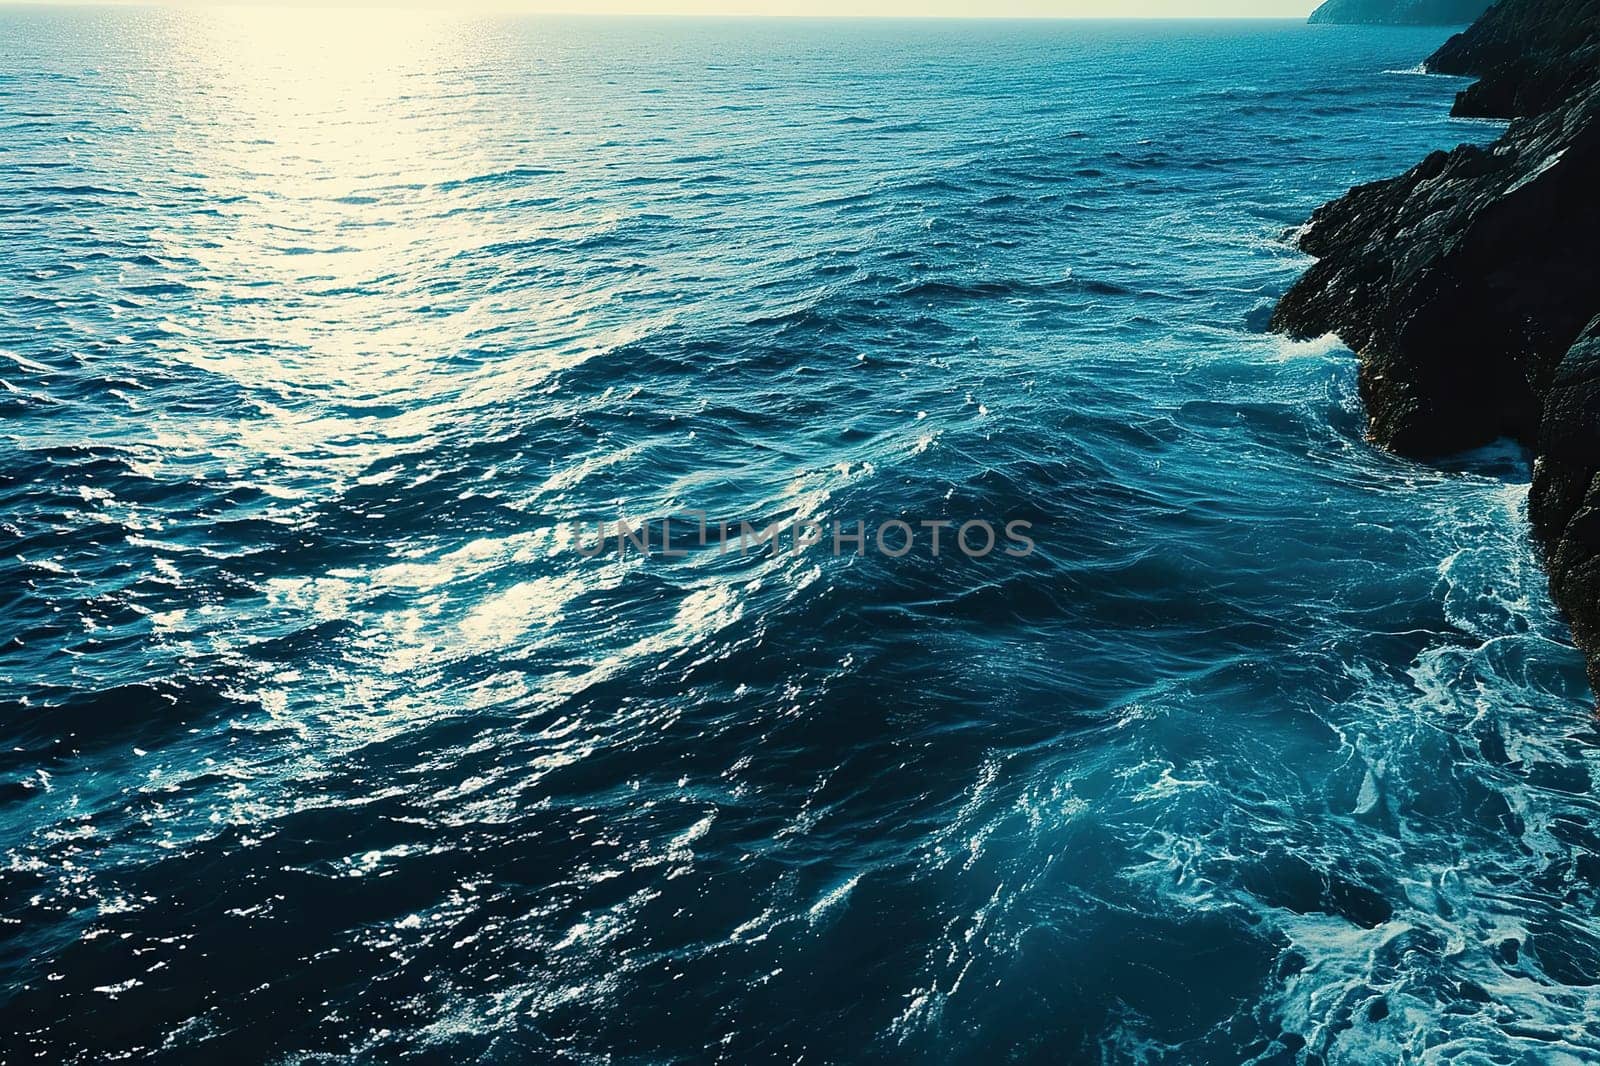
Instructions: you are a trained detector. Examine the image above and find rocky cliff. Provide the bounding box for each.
[1430,0,1600,114]
[1272,0,1600,688]
[1307,0,1491,26]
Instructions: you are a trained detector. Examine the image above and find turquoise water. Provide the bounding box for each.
[3,9,1599,1062]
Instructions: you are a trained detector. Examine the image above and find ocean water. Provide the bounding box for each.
[3,8,1600,1063]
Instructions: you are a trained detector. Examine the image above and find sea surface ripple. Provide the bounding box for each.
[3,10,1599,1064]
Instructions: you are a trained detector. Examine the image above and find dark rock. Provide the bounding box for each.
[1273,0,1600,690]
[1308,0,1490,25]
[1542,321,1600,686]
[1428,0,1600,118]
[1272,82,1600,454]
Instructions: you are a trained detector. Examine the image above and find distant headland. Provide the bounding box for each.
[1307,0,1491,25]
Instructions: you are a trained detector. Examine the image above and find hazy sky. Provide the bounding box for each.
[14,0,1323,19]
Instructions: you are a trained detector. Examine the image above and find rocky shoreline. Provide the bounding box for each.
[1272,0,1600,689]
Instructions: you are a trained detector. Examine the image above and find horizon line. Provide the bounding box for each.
[1,1,1323,19]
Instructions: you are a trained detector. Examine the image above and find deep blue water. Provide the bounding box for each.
[4,8,1600,1063]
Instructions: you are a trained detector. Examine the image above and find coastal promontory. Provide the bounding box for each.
[1274,0,1600,686]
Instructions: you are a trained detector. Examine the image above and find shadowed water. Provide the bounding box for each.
[3,9,1599,1063]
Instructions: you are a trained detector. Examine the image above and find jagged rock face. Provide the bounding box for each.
[1535,317,1600,531]
[1273,0,1600,688]
[1272,81,1600,455]
[1540,318,1600,679]
[1429,0,1600,117]
[1307,0,1490,25]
